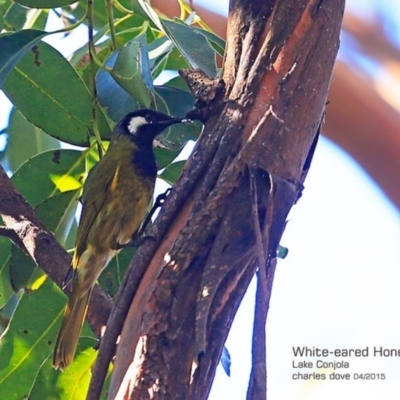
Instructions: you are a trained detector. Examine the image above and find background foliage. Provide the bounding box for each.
[0,0,222,397]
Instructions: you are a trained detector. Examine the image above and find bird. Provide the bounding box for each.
[53,109,187,370]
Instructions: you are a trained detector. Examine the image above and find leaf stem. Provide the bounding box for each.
[111,0,134,15]
[106,0,117,51]
[87,0,104,157]
[52,12,87,34]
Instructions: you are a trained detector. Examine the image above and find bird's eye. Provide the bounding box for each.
[146,114,155,124]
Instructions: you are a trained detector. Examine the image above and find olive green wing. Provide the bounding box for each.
[73,161,115,262]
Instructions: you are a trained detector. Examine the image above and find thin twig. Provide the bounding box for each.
[106,0,117,52]
[87,0,104,157]
[246,170,269,400]
[111,0,134,15]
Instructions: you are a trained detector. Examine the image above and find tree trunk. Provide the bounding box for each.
[89,1,345,398]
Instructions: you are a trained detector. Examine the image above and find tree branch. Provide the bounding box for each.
[153,0,400,210]
[104,1,344,399]
[0,226,27,254]
[0,165,112,336]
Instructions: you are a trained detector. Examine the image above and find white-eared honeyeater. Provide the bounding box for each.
[53,109,186,370]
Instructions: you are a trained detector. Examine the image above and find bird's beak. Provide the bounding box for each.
[160,117,192,126]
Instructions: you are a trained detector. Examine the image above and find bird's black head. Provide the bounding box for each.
[115,109,184,145]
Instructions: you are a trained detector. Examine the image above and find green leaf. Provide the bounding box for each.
[29,338,97,400]
[96,53,139,122]
[0,280,65,400]
[159,121,201,151]
[0,0,12,31]
[164,75,191,90]
[11,149,86,207]
[9,246,36,293]
[159,160,186,185]
[0,293,20,338]
[98,247,136,298]
[162,19,217,78]
[5,108,60,173]
[0,236,13,308]
[154,147,180,170]
[0,29,47,89]
[193,27,225,56]
[14,0,77,7]
[154,88,201,150]
[155,85,195,117]
[110,36,153,108]
[134,0,163,31]
[0,275,96,399]
[3,41,111,146]
[4,2,28,31]
[162,47,191,71]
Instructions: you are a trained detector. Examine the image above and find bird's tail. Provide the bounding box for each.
[52,274,93,371]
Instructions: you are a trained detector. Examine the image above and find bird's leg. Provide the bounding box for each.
[62,265,74,289]
[138,188,172,235]
[114,188,172,250]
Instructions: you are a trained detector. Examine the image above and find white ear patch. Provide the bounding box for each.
[128,116,147,134]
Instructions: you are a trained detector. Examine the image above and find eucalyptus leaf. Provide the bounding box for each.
[9,248,37,293]
[162,46,191,71]
[0,29,47,88]
[147,36,172,63]
[135,0,163,31]
[0,237,13,308]
[154,87,201,150]
[12,149,86,207]
[3,41,111,146]
[0,293,20,338]
[162,19,217,78]
[154,147,180,170]
[96,53,139,123]
[5,108,60,173]
[111,37,153,108]
[0,0,12,31]
[29,338,97,400]
[155,86,195,117]
[98,247,136,298]
[0,280,65,399]
[159,160,186,185]
[192,27,225,56]
[4,2,28,31]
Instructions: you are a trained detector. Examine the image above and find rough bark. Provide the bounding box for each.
[154,0,400,210]
[88,1,345,399]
